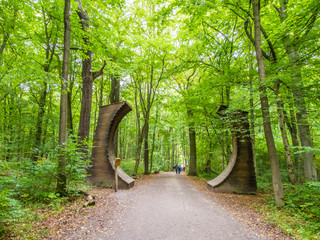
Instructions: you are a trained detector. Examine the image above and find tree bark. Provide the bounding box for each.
[187,109,197,176]
[252,0,283,205]
[278,0,318,181]
[109,74,120,157]
[134,87,144,174]
[76,0,106,151]
[143,120,150,174]
[149,106,159,173]
[167,145,170,171]
[274,81,296,184]
[284,98,303,182]
[33,81,47,161]
[57,0,71,195]
[0,33,9,65]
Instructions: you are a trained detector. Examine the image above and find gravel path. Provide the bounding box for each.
[63,172,267,240]
[47,172,292,240]
[106,172,266,240]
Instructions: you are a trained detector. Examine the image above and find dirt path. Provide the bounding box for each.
[45,172,292,240]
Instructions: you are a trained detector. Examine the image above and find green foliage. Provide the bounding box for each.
[120,159,144,176]
[0,188,23,235]
[283,182,320,233]
[1,0,320,237]
[0,136,90,237]
[196,172,217,181]
[258,181,320,239]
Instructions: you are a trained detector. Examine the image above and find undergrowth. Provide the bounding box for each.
[257,182,320,239]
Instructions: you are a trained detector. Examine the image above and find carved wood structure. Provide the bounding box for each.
[88,102,134,189]
[207,106,257,193]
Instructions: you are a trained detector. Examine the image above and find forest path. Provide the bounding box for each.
[47,172,292,240]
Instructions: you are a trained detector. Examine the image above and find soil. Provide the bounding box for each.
[41,172,293,240]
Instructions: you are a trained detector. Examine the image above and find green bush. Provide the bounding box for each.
[283,182,320,232]
[0,136,91,238]
[0,188,24,236]
[120,159,144,175]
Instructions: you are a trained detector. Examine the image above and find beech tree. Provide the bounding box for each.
[75,0,106,149]
[57,0,71,195]
[251,0,283,205]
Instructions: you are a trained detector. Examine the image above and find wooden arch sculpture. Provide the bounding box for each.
[207,106,257,193]
[88,102,134,189]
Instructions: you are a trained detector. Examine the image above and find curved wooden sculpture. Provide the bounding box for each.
[207,106,257,193]
[88,102,134,189]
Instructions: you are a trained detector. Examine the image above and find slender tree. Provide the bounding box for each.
[57,0,71,195]
[252,0,283,205]
[277,0,318,181]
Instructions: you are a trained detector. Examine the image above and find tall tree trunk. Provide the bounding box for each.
[284,98,303,182]
[220,88,226,170]
[248,37,257,171]
[99,76,104,107]
[225,86,231,158]
[76,0,92,148]
[143,119,149,174]
[249,70,257,171]
[134,87,142,174]
[252,0,283,205]
[278,0,318,182]
[149,125,156,173]
[67,71,75,134]
[187,110,197,176]
[76,0,106,151]
[109,74,120,157]
[57,0,71,195]
[274,81,296,184]
[167,145,170,171]
[149,106,159,173]
[172,142,175,166]
[33,81,47,161]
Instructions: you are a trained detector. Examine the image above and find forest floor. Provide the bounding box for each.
[38,172,293,240]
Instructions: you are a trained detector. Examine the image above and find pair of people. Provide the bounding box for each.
[173,164,182,174]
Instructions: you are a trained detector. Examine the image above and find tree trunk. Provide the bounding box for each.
[167,145,170,171]
[33,12,57,161]
[274,82,296,184]
[109,74,120,157]
[76,0,106,152]
[252,0,283,205]
[149,106,159,173]
[187,110,197,176]
[67,71,75,134]
[225,86,231,158]
[284,98,303,182]
[33,81,47,161]
[134,87,143,174]
[57,0,71,195]
[143,120,149,174]
[76,0,92,147]
[248,36,257,171]
[278,0,317,182]
[149,125,156,173]
[0,33,9,64]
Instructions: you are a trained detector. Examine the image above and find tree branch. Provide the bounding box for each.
[92,60,107,80]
